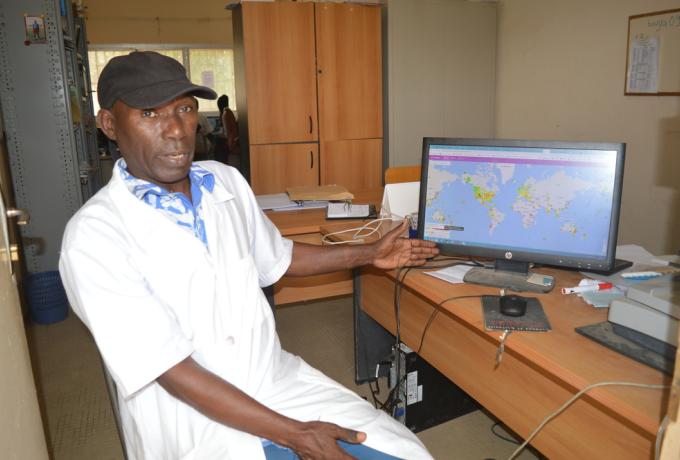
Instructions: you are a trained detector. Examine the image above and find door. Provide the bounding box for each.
[0,187,49,459]
[242,2,318,144]
[250,143,319,195]
[316,3,383,141]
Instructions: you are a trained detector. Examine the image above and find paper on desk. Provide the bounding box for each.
[574,278,624,308]
[287,184,354,201]
[256,193,297,210]
[650,254,680,267]
[256,193,327,211]
[273,201,328,211]
[615,244,658,265]
[582,245,674,290]
[425,265,473,284]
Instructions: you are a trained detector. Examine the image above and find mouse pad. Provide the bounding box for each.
[482,295,551,332]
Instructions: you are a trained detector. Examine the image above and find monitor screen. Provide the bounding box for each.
[417,138,626,277]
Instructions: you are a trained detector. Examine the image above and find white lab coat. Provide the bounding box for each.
[59,161,431,460]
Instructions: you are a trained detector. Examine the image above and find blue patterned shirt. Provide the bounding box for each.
[117,159,215,248]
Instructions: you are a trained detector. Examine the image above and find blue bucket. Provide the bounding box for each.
[24,271,69,325]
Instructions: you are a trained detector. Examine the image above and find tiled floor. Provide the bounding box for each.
[27,297,540,460]
[27,313,123,459]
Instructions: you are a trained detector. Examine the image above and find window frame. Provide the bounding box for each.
[88,44,234,116]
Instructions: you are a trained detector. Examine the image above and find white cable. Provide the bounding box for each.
[655,415,670,460]
[507,381,669,460]
[320,217,403,245]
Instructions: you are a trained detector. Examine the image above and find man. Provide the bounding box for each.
[216,94,240,168]
[59,51,438,460]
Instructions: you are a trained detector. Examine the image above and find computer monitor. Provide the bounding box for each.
[417,138,626,293]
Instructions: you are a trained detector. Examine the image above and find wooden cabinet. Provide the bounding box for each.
[321,139,382,191]
[234,2,383,194]
[249,143,319,195]
[316,3,383,141]
[241,3,318,145]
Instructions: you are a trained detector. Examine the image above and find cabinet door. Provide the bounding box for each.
[242,3,318,144]
[320,139,382,191]
[316,4,383,141]
[250,143,319,195]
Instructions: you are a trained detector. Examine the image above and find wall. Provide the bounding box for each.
[387,0,497,167]
[0,108,49,460]
[495,0,680,254]
[82,0,233,45]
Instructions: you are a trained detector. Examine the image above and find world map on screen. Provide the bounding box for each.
[424,159,616,256]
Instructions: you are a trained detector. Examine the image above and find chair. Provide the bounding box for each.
[384,165,421,184]
[101,362,128,459]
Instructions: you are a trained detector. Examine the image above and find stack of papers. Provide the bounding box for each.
[424,265,474,284]
[582,244,679,295]
[256,193,327,212]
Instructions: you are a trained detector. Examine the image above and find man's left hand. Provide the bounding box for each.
[371,220,439,269]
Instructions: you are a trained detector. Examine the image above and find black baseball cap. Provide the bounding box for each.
[97,51,217,110]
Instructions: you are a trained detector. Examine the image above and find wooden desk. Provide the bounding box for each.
[266,189,382,305]
[359,265,670,459]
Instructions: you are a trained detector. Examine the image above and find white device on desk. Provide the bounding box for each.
[608,275,680,346]
[380,181,419,219]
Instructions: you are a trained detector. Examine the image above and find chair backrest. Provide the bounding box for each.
[384,165,421,184]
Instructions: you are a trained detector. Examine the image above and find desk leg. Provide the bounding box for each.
[353,268,394,384]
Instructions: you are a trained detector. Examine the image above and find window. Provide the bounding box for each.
[88,46,235,115]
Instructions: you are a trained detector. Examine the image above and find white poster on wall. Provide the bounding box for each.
[626,36,659,93]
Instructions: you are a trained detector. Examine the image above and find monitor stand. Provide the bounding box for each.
[463,259,555,293]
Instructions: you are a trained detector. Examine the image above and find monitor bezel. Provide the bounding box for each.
[416,137,626,272]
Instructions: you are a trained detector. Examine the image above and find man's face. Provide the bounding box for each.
[99,95,198,193]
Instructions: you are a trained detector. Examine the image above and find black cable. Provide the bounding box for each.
[411,255,481,271]
[490,422,521,445]
[368,379,381,408]
[385,262,484,415]
[415,294,483,354]
[387,267,411,415]
[379,374,408,414]
[470,257,494,269]
[417,260,479,271]
[416,308,439,355]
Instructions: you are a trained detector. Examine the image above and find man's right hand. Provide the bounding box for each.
[282,420,366,460]
[158,357,366,460]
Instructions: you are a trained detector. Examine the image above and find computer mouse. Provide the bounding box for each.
[499,295,527,317]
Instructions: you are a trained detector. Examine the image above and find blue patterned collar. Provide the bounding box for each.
[117,159,215,199]
[117,159,215,247]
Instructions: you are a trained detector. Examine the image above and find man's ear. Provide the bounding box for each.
[97,109,117,141]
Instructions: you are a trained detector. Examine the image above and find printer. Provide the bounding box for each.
[608,274,680,347]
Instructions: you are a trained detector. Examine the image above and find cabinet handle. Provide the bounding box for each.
[9,244,20,262]
[6,208,30,225]
[309,116,313,134]
[310,151,314,169]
